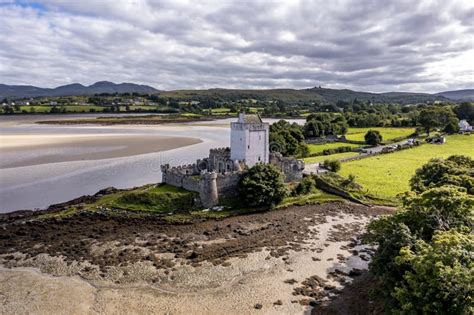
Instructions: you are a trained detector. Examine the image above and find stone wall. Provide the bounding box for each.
[269,152,305,182]
[161,163,243,207]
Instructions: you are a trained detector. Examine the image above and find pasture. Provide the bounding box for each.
[307,142,360,155]
[345,127,415,142]
[340,134,474,198]
[304,151,359,163]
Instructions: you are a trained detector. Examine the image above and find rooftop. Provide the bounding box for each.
[237,113,263,124]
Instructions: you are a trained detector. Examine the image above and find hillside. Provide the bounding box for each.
[160,87,447,104]
[1,83,460,105]
[0,81,159,99]
[436,89,474,101]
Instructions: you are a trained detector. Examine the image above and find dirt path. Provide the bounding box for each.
[0,202,393,314]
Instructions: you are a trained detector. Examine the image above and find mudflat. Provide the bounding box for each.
[0,202,393,314]
[0,134,202,168]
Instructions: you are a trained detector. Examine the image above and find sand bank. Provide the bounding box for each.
[0,134,202,168]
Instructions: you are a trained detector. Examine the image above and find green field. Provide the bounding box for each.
[345,127,415,142]
[340,134,474,198]
[304,151,360,163]
[308,142,360,155]
[210,108,231,114]
[95,184,197,213]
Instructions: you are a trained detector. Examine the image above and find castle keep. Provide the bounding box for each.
[161,113,304,207]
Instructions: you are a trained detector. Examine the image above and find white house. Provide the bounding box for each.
[459,120,472,132]
[230,113,269,167]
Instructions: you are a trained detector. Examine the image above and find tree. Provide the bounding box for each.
[238,163,288,208]
[323,159,341,172]
[444,118,460,134]
[364,130,382,146]
[453,102,474,123]
[293,176,317,195]
[410,155,474,194]
[400,186,474,240]
[270,120,308,157]
[418,107,458,135]
[393,230,473,314]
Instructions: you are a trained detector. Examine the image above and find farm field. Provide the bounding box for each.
[308,142,360,155]
[345,127,415,142]
[304,151,359,163]
[18,105,105,113]
[340,134,474,198]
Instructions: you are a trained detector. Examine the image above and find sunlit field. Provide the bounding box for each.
[340,134,474,198]
[345,127,415,142]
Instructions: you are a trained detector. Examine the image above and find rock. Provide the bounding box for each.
[309,300,320,307]
[273,300,283,306]
[284,279,298,285]
[254,303,263,309]
[349,268,363,277]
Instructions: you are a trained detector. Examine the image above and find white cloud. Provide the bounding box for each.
[0,0,472,92]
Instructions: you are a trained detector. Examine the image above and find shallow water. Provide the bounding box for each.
[0,115,303,212]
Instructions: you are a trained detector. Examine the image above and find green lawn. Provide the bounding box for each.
[95,184,198,213]
[210,108,231,114]
[308,142,360,155]
[345,127,415,142]
[304,151,360,163]
[18,105,108,113]
[340,134,474,198]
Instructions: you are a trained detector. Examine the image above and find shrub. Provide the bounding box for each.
[323,159,341,172]
[293,176,317,195]
[364,130,383,146]
[393,231,473,314]
[238,163,288,208]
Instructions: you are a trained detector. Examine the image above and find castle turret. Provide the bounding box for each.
[230,113,269,167]
[200,172,218,208]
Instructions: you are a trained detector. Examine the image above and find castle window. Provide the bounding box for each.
[258,156,261,161]
[248,145,250,149]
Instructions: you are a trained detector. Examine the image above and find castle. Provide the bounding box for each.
[161,113,305,207]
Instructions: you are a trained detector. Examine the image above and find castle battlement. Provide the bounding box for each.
[160,113,304,207]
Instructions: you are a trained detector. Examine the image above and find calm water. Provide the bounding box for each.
[0,115,304,212]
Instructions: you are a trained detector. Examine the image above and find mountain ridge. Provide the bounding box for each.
[0,81,160,99]
[1,82,470,104]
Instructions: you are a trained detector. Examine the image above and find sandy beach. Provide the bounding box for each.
[0,134,202,169]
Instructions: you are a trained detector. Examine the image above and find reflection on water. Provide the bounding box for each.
[0,116,304,212]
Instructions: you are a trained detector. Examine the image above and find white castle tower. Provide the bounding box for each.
[230,113,269,167]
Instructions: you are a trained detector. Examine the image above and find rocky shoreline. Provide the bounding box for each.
[0,201,393,314]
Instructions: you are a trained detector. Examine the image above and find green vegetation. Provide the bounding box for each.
[418,106,458,135]
[364,130,383,146]
[95,184,198,213]
[340,135,474,198]
[238,163,288,208]
[279,189,343,207]
[270,120,309,157]
[322,159,341,172]
[304,151,359,163]
[307,142,359,154]
[365,156,473,313]
[454,102,474,124]
[345,127,415,142]
[303,113,348,138]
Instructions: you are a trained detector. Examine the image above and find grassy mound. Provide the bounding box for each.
[98,184,198,213]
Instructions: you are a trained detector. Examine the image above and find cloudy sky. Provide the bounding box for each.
[0,0,472,92]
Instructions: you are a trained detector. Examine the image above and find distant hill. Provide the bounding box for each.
[435,89,474,101]
[1,82,465,105]
[160,87,448,105]
[0,81,159,99]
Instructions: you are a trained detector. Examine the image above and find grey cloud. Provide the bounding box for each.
[0,0,472,93]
